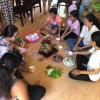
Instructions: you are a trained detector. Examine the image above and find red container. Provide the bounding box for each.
[25,32,41,43]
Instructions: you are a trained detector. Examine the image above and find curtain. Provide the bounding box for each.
[0,0,14,25]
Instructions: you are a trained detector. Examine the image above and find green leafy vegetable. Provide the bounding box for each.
[46,65,63,79]
[13,37,25,47]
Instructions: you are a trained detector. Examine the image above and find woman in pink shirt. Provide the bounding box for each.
[40,7,62,36]
[61,10,80,40]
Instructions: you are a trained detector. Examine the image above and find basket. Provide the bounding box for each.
[25,32,41,43]
[63,56,75,67]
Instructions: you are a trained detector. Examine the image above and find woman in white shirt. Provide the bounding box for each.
[68,31,100,81]
[73,13,100,51]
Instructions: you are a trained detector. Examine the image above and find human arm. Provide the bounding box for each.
[50,16,63,35]
[60,25,70,41]
[14,46,27,54]
[58,23,62,37]
[62,28,75,38]
[73,46,94,55]
[73,25,88,51]
[71,68,100,76]
[40,21,48,30]
[62,25,69,35]
[77,45,91,51]
[39,16,51,30]
[11,80,29,100]
[73,37,83,51]
[73,50,91,55]
[81,68,100,75]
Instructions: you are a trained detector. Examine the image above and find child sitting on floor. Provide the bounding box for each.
[69,31,100,82]
[60,10,80,41]
[40,7,62,36]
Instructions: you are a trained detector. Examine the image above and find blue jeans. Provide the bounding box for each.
[79,4,85,21]
[66,38,84,51]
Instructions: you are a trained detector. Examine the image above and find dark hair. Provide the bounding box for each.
[2,24,18,37]
[85,13,100,30]
[49,7,57,15]
[0,67,13,99]
[70,10,79,19]
[91,31,100,47]
[0,50,22,99]
[0,50,22,73]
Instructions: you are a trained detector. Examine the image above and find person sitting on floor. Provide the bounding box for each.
[68,31,100,82]
[39,7,62,36]
[0,24,18,58]
[0,24,27,58]
[60,10,80,41]
[0,51,46,100]
[72,13,100,51]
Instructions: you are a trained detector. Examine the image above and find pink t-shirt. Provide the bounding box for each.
[67,17,80,36]
[47,15,62,26]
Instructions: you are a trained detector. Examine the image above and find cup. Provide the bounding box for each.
[67,51,73,56]
[29,65,36,72]
[56,37,60,44]
[56,37,60,41]
[58,45,63,49]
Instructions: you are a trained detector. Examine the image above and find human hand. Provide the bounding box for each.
[71,69,81,76]
[73,52,77,55]
[73,46,84,51]
[73,47,77,52]
[76,47,84,51]
[19,47,28,53]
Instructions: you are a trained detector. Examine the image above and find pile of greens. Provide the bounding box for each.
[46,65,63,79]
[13,37,25,47]
[94,2,100,11]
[89,0,100,12]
